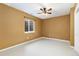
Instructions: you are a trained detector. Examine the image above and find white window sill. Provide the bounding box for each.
[24,31,35,33]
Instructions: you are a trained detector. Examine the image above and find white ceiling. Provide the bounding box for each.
[5,3,74,19]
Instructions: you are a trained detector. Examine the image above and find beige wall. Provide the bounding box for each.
[42,15,70,40]
[0,4,42,49]
[70,6,75,46]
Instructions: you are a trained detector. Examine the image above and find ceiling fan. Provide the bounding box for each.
[38,8,52,14]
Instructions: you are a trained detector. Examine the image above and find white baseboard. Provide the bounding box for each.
[43,37,74,49]
[70,46,74,48]
[0,37,44,52]
[0,37,71,52]
[43,37,69,43]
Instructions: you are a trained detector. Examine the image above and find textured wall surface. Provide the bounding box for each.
[42,15,70,40]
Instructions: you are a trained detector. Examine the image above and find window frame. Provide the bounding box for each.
[24,19,35,33]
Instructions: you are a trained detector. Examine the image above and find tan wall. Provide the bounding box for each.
[70,7,75,46]
[0,4,42,49]
[42,15,70,40]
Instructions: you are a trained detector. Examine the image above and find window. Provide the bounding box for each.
[25,19,35,33]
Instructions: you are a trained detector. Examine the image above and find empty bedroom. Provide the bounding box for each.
[0,3,79,56]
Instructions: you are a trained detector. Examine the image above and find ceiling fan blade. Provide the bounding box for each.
[40,8,43,11]
[43,8,46,13]
[47,12,52,14]
[48,8,52,11]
